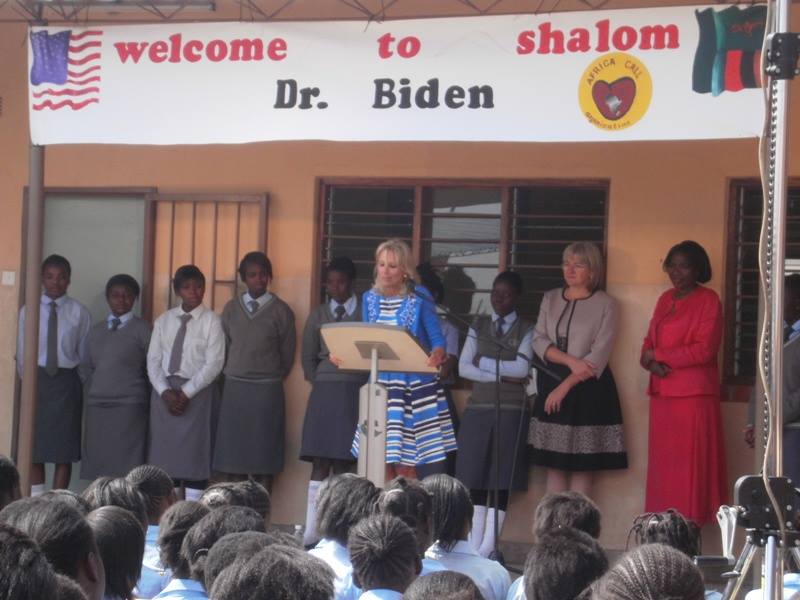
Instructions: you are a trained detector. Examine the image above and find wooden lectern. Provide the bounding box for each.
[321,322,437,488]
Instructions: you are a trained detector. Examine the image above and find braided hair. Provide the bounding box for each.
[589,543,704,600]
[126,464,175,524]
[0,523,58,600]
[234,479,271,524]
[421,474,473,552]
[533,491,601,540]
[627,509,701,558]
[378,476,433,555]
[315,474,381,546]
[348,514,420,592]
[156,501,210,578]
[198,482,249,512]
[81,477,148,530]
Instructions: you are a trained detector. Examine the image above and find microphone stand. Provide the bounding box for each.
[408,283,563,565]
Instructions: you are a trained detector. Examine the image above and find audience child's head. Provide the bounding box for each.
[211,545,335,600]
[378,476,434,556]
[172,265,206,312]
[588,543,704,600]
[403,570,486,600]
[87,506,145,600]
[421,474,473,551]
[524,527,608,600]
[41,254,72,299]
[157,501,210,579]
[181,505,267,585]
[349,514,421,593]
[0,522,59,600]
[326,256,357,304]
[533,491,602,540]
[104,274,140,317]
[238,251,272,299]
[126,464,176,526]
[81,477,148,531]
[0,498,105,600]
[235,479,271,526]
[204,531,285,592]
[0,455,21,510]
[40,489,92,515]
[315,473,381,547]
[628,509,701,558]
[55,574,89,600]
[198,482,248,511]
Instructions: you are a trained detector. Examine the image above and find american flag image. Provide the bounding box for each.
[30,29,102,111]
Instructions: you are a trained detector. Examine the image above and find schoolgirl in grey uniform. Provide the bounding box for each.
[213,251,296,492]
[299,257,366,546]
[456,270,532,558]
[81,274,151,479]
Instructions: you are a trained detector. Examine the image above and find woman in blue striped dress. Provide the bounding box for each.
[355,239,457,479]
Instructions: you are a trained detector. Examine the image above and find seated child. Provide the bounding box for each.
[348,514,421,599]
[421,475,510,600]
[0,522,59,599]
[403,571,486,600]
[152,501,210,600]
[0,455,21,510]
[87,506,145,600]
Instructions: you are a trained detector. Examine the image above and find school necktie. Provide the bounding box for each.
[110,317,122,331]
[334,305,346,322]
[249,300,259,314]
[495,316,505,338]
[168,314,192,375]
[45,301,58,376]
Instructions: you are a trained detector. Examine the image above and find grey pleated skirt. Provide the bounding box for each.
[455,403,530,491]
[148,375,216,481]
[212,377,285,475]
[81,399,148,479]
[34,367,83,463]
[300,380,361,462]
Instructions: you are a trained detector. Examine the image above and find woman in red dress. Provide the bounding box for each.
[640,240,727,526]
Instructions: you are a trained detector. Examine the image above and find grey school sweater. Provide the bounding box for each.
[82,317,152,402]
[221,294,296,380]
[301,302,366,384]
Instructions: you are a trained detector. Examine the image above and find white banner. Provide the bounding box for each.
[28,5,767,145]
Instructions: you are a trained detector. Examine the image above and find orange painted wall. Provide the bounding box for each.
[1,9,799,551]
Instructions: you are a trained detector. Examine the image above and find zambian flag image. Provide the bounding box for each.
[693,5,766,96]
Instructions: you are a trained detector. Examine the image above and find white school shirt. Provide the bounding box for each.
[107,311,134,330]
[243,291,272,310]
[359,590,403,600]
[425,540,511,600]
[309,538,361,600]
[16,294,91,375]
[147,304,225,399]
[329,294,358,317]
[506,576,526,600]
[458,312,532,383]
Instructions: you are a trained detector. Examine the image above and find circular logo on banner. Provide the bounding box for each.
[579,52,652,131]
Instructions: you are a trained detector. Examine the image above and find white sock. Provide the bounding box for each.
[479,509,506,559]
[469,504,487,552]
[185,487,204,501]
[303,480,322,547]
[30,484,45,497]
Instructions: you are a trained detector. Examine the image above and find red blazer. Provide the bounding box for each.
[642,285,722,398]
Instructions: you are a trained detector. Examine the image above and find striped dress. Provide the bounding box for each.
[353,291,457,466]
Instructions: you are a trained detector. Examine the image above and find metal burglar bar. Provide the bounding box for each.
[148,193,268,314]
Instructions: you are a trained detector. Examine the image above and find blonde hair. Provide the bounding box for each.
[563,242,604,291]
[373,239,418,296]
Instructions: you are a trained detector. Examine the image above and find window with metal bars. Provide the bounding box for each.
[724,182,800,385]
[318,180,608,326]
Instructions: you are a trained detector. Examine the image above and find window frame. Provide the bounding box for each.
[313,176,610,317]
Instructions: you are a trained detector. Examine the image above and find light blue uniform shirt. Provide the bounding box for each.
[134,524,171,599]
[425,540,511,600]
[507,576,525,599]
[359,590,403,600]
[309,538,361,600]
[152,579,208,600]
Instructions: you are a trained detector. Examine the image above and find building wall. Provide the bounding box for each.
[1,10,799,550]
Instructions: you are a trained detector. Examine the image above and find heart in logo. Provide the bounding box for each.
[591,77,636,121]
